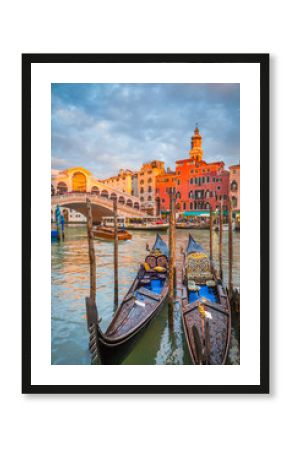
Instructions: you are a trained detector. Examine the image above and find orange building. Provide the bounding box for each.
[155,127,230,214]
[138,160,165,215]
[229,164,240,216]
[155,170,176,214]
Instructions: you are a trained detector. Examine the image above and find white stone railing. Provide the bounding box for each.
[51,192,145,217]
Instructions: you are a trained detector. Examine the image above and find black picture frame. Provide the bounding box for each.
[22,53,269,394]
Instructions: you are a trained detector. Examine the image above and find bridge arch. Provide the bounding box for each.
[110,192,117,201]
[72,171,87,192]
[101,189,109,198]
[91,186,100,195]
[57,182,68,195]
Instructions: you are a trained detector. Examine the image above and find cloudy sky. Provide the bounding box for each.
[51,83,240,178]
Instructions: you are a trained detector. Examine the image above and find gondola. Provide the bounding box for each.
[96,233,169,362]
[181,234,231,365]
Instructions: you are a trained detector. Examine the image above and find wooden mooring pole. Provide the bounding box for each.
[113,198,119,307]
[85,198,100,363]
[228,201,233,300]
[168,189,176,303]
[219,202,223,280]
[209,206,213,263]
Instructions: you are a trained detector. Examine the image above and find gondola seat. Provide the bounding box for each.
[187,252,213,283]
[157,255,168,268]
[145,255,157,269]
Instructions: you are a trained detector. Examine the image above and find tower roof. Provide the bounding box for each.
[189,125,203,161]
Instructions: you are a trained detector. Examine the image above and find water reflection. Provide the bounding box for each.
[51,225,240,365]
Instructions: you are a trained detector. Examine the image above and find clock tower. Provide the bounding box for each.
[189,125,203,161]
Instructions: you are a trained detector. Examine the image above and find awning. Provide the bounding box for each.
[182,211,210,217]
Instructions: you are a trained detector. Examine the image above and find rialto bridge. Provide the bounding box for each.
[51,167,145,223]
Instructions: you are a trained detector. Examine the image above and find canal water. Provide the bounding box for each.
[51,225,240,365]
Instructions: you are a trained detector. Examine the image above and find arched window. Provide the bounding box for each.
[72,172,86,192]
[176,203,181,210]
[118,196,125,204]
[91,186,100,195]
[148,186,152,193]
[57,182,68,195]
[148,178,152,184]
[190,202,193,210]
[176,192,181,199]
[140,179,144,185]
[140,196,144,202]
[140,187,144,194]
[127,199,133,208]
[231,181,238,191]
[148,195,152,201]
[232,196,237,208]
[101,190,109,198]
[206,202,210,210]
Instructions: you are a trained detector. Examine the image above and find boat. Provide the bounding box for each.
[176,222,210,230]
[51,229,59,240]
[214,223,234,232]
[102,216,168,231]
[181,234,231,365]
[96,234,169,362]
[234,222,240,232]
[92,226,132,241]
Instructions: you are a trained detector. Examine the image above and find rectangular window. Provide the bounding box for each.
[183,202,186,210]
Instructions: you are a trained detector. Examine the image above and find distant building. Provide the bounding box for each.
[132,173,139,197]
[51,206,87,223]
[155,169,176,214]
[229,164,240,216]
[155,127,231,215]
[174,127,229,213]
[138,160,165,215]
[100,169,136,196]
[51,167,96,194]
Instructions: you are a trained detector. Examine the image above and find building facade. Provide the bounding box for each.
[51,167,97,194]
[138,160,165,215]
[229,164,240,215]
[154,127,230,214]
[175,127,229,213]
[155,170,176,213]
[100,169,136,196]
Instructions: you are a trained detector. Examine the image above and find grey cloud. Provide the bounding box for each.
[52,83,240,177]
